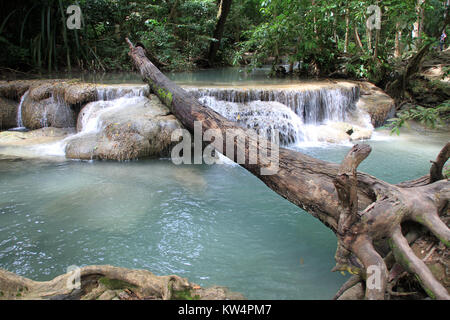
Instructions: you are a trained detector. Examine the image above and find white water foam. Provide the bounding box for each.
[34,88,148,157]
[198,92,373,148]
[14,90,30,129]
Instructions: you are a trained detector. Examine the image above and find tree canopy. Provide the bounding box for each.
[0,0,448,82]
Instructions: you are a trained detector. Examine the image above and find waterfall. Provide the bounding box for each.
[96,85,149,101]
[33,87,149,157]
[188,86,360,124]
[199,96,304,145]
[15,90,30,129]
[190,86,372,146]
[78,96,147,134]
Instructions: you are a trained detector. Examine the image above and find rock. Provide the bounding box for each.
[192,286,246,300]
[337,282,365,300]
[350,127,372,141]
[357,82,396,127]
[65,95,183,160]
[0,127,75,147]
[63,83,98,105]
[0,80,39,100]
[0,97,18,130]
[28,81,98,106]
[22,95,77,130]
[318,122,372,143]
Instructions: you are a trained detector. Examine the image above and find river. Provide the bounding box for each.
[0,69,448,299]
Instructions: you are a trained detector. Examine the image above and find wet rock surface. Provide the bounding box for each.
[21,95,77,129]
[356,82,396,128]
[0,127,75,147]
[0,97,18,130]
[0,265,244,300]
[65,95,183,161]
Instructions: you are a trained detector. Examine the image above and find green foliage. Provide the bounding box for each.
[385,101,450,135]
[444,165,450,179]
[98,277,136,290]
[0,0,448,75]
[171,288,201,300]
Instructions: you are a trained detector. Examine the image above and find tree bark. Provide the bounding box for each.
[413,0,425,47]
[126,38,450,300]
[354,25,364,53]
[208,0,233,66]
[168,0,180,22]
[344,9,350,53]
[394,22,402,58]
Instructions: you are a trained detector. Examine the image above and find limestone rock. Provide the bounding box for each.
[65,95,183,160]
[0,127,75,147]
[0,97,18,130]
[357,82,396,127]
[22,95,77,130]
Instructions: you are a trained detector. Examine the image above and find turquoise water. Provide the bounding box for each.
[0,128,447,299]
[17,67,314,86]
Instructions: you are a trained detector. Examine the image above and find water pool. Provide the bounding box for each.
[0,128,447,299]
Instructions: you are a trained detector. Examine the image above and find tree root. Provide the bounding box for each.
[390,228,450,300]
[332,143,450,300]
[124,39,449,300]
[0,265,245,300]
[333,275,361,300]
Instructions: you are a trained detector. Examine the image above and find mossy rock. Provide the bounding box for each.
[171,288,201,300]
[98,277,136,291]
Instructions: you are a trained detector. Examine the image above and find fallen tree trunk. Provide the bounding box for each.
[126,38,450,300]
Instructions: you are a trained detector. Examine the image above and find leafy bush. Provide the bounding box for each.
[385,102,450,135]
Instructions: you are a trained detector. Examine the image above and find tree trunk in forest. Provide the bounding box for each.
[373,2,381,61]
[344,9,350,53]
[208,0,233,66]
[126,38,450,300]
[387,15,449,99]
[367,27,372,53]
[413,0,425,47]
[312,0,318,39]
[168,0,180,22]
[394,22,402,58]
[354,25,364,53]
[333,10,338,43]
[373,27,380,60]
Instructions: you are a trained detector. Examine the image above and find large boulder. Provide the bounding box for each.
[65,95,183,160]
[0,80,39,100]
[28,81,98,105]
[0,97,18,130]
[357,82,396,127]
[21,95,77,130]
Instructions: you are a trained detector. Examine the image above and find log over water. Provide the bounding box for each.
[126,38,450,300]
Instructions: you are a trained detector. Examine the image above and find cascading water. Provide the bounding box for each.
[189,85,373,146]
[13,90,30,130]
[34,86,149,157]
[96,85,149,101]
[199,96,304,145]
